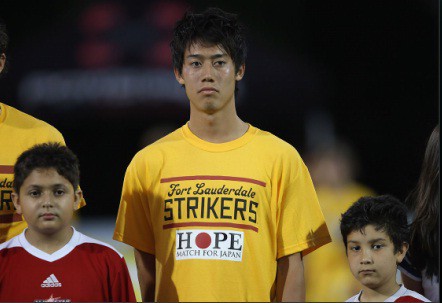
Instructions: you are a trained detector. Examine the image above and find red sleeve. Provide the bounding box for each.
[111,257,137,302]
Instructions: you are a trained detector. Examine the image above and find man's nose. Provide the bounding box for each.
[201,64,214,82]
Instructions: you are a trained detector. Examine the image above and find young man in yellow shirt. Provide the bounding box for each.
[114,7,331,302]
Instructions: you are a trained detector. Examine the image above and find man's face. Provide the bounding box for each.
[174,43,245,115]
[12,168,81,237]
[346,224,407,293]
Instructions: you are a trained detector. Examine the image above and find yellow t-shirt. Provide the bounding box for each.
[0,103,86,243]
[114,123,331,302]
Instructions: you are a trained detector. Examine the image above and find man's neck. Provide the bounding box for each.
[25,226,74,254]
[188,110,248,143]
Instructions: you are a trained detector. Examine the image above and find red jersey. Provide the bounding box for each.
[0,228,136,302]
[346,285,430,302]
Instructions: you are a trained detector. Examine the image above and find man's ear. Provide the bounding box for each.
[235,64,245,81]
[0,53,6,74]
[396,242,409,264]
[11,192,22,215]
[73,189,83,210]
[174,67,185,85]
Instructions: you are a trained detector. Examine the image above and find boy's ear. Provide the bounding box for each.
[73,189,83,210]
[396,242,409,264]
[11,192,22,215]
[174,67,185,85]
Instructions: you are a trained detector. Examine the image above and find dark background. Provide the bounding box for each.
[0,0,439,218]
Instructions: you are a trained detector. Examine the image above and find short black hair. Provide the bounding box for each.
[340,195,410,254]
[13,142,80,193]
[170,7,247,76]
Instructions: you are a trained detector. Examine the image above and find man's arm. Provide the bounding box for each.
[134,248,156,302]
[276,252,305,302]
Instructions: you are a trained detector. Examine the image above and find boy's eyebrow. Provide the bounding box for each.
[26,183,68,188]
[347,238,387,245]
[368,238,387,243]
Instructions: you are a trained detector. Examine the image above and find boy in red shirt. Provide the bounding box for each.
[0,142,136,302]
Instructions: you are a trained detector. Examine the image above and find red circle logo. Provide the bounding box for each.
[195,232,211,249]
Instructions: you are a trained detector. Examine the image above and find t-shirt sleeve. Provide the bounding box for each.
[43,125,66,145]
[113,153,155,254]
[111,256,137,302]
[276,149,331,259]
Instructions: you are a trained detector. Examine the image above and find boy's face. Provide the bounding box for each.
[12,168,82,236]
[174,43,245,115]
[346,224,407,293]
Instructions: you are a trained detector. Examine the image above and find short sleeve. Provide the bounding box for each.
[276,149,331,259]
[113,154,155,254]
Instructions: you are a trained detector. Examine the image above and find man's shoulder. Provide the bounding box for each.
[135,127,183,157]
[3,103,62,135]
[253,126,300,156]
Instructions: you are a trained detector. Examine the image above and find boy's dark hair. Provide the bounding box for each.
[340,195,410,254]
[13,142,80,193]
[0,19,9,74]
[170,7,247,76]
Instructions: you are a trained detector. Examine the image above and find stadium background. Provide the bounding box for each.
[1,0,438,301]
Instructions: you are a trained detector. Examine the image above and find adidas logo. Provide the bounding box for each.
[41,274,62,288]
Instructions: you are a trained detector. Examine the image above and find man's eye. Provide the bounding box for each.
[190,61,201,67]
[214,60,226,66]
[373,244,383,250]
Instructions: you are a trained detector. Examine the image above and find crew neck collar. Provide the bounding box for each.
[181,122,258,152]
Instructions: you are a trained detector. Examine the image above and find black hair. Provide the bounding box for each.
[340,195,410,254]
[0,19,8,74]
[13,142,80,193]
[407,124,439,279]
[170,7,247,80]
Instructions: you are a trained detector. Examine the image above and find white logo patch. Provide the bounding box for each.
[175,229,244,261]
[41,274,62,288]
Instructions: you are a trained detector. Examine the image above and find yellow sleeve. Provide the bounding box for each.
[113,154,155,254]
[276,149,331,259]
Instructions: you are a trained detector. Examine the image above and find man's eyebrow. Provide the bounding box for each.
[186,53,227,59]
